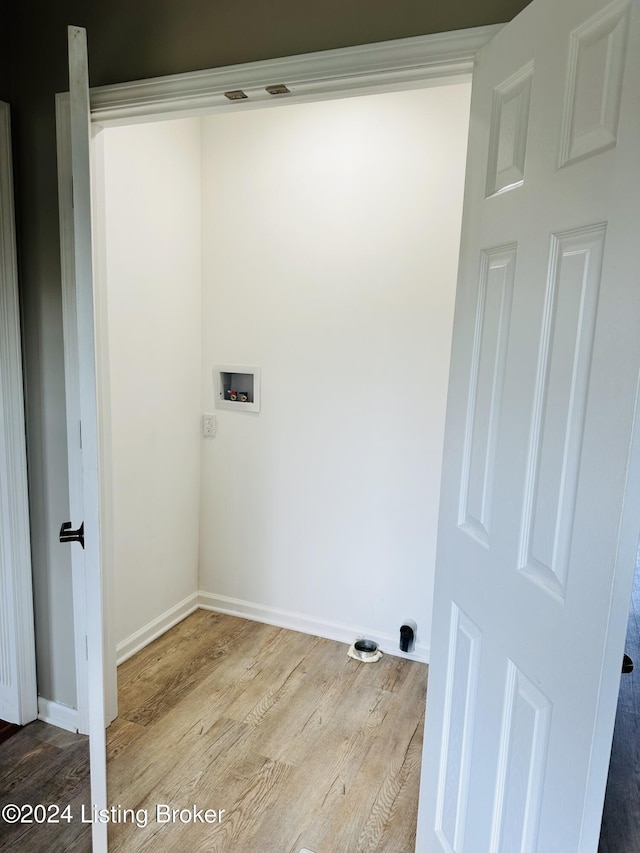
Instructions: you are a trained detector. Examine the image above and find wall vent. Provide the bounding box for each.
[224,89,248,101]
[266,84,290,95]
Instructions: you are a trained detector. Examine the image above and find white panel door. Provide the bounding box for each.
[67,25,108,853]
[418,0,640,850]
[0,102,38,726]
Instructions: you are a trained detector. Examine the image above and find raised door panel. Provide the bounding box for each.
[419,0,640,850]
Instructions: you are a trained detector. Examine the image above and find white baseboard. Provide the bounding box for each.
[197,591,430,663]
[113,590,429,667]
[116,592,199,665]
[37,697,79,733]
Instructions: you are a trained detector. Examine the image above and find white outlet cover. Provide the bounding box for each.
[202,413,217,437]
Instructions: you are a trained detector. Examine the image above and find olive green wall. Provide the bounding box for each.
[15,0,530,89]
[8,0,531,706]
[1,2,12,100]
[0,44,10,103]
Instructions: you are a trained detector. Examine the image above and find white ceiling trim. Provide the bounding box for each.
[89,24,503,125]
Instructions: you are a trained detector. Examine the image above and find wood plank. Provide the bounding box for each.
[107,610,427,852]
[0,721,20,745]
[365,713,425,853]
[116,610,256,725]
[0,721,90,853]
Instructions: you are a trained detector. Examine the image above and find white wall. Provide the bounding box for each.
[102,118,202,648]
[199,84,471,655]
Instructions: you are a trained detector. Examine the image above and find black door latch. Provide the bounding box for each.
[59,521,85,549]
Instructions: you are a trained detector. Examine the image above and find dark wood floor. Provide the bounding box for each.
[599,550,640,852]
[0,720,91,852]
[0,721,20,746]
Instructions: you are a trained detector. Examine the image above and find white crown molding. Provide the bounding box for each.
[0,102,38,726]
[89,25,502,125]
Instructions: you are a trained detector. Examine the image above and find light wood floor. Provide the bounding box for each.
[107,610,427,852]
[3,599,639,852]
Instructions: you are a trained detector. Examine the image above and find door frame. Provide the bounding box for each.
[58,22,501,725]
[0,101,38,727]
[56,15,640,850]
[89,26,500,124]
[55,92,101,735]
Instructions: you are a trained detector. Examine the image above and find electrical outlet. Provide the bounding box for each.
[203,414,217,438]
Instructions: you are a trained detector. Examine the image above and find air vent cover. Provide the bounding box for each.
[224,90,248,100]
[266,84,290,95]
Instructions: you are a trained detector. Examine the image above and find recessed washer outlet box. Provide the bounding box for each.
[214,365,261,413]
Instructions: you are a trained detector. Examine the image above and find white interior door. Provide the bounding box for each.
[418,0,640,850]
[55,91,91,737]
[67,25,108,853]
[0,102,38,727]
